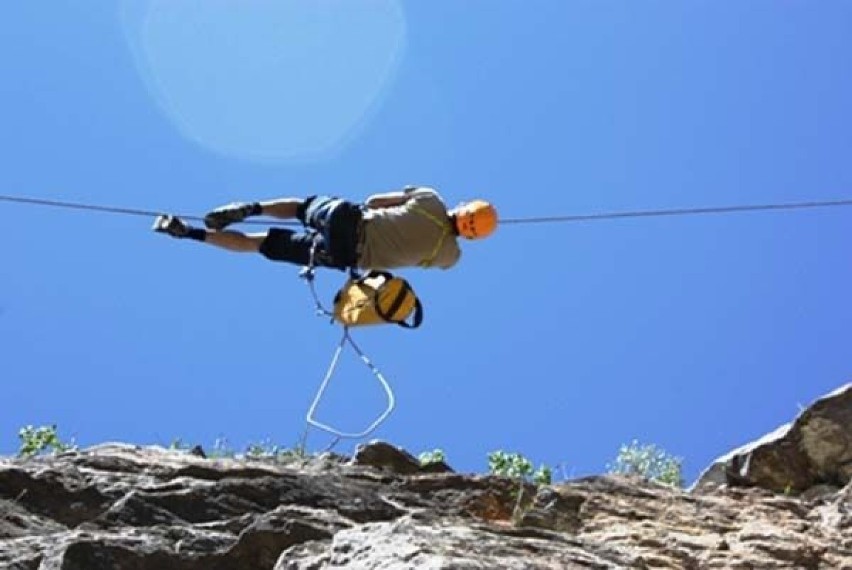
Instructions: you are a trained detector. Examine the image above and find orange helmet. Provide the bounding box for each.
[453,200,498,239]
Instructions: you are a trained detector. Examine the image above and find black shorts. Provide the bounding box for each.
[259,196,362,270]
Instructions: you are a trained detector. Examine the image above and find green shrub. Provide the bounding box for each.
[609,440,684,487]
[487,450,552,526]
[533,464,553,486]
[488,450,552,485]
[418,449,446,466]
[18,425,72,458]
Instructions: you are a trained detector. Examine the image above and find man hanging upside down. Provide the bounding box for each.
[152,186,498,271]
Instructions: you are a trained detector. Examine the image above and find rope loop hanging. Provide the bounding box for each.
[299,233,396,441]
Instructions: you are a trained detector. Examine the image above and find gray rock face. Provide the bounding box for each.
[694,383,852,493]
[350,440,426,475]
[2,388,851,569]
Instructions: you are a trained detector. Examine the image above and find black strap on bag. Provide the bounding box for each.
[372,272,423,329]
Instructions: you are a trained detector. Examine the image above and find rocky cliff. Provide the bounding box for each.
[2,384,850,569]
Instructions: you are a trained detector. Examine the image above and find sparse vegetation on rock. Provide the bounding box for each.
[607,439,684,487]
[2,384,849,569]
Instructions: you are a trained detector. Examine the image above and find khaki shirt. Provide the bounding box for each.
[358,187,461,270]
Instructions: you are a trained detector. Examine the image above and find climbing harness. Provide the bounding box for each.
[299,234,422,443]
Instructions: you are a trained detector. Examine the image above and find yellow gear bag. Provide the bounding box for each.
[333,270,423,329]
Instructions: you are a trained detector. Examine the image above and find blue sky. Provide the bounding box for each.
[2,1,851,486]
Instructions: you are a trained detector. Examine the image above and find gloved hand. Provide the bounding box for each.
[152,214,190,238]
[203,202,261,230]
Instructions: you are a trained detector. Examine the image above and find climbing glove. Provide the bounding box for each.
[152,214,190,238]
[203,202,262,230]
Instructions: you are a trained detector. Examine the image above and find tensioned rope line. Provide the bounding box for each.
[2,193,852,227]
[0,194,299,226]
[497,198,852,225]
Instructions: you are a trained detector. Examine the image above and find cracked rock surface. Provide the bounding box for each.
[2,384,850,569]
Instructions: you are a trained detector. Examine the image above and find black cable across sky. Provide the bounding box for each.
[2,193,852,227]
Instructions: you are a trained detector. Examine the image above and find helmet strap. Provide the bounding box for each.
[448,214,460,236]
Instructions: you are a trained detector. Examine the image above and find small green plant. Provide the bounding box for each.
[18,424,72,458]
[533,464,553,486]
[488,450,553,526]
[245,439,306,462]
[608,440,684,487]
[167,433,308,463]
[243,431,313,463]
[208,437,236,459]
[292,428,309,460]
[488,451,552,485]
[245,439,282,458]
[489,450,532,479]
[418,449,446,466]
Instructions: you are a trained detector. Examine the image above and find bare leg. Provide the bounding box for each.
[203,230,268,252]
[258,198,303,220]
